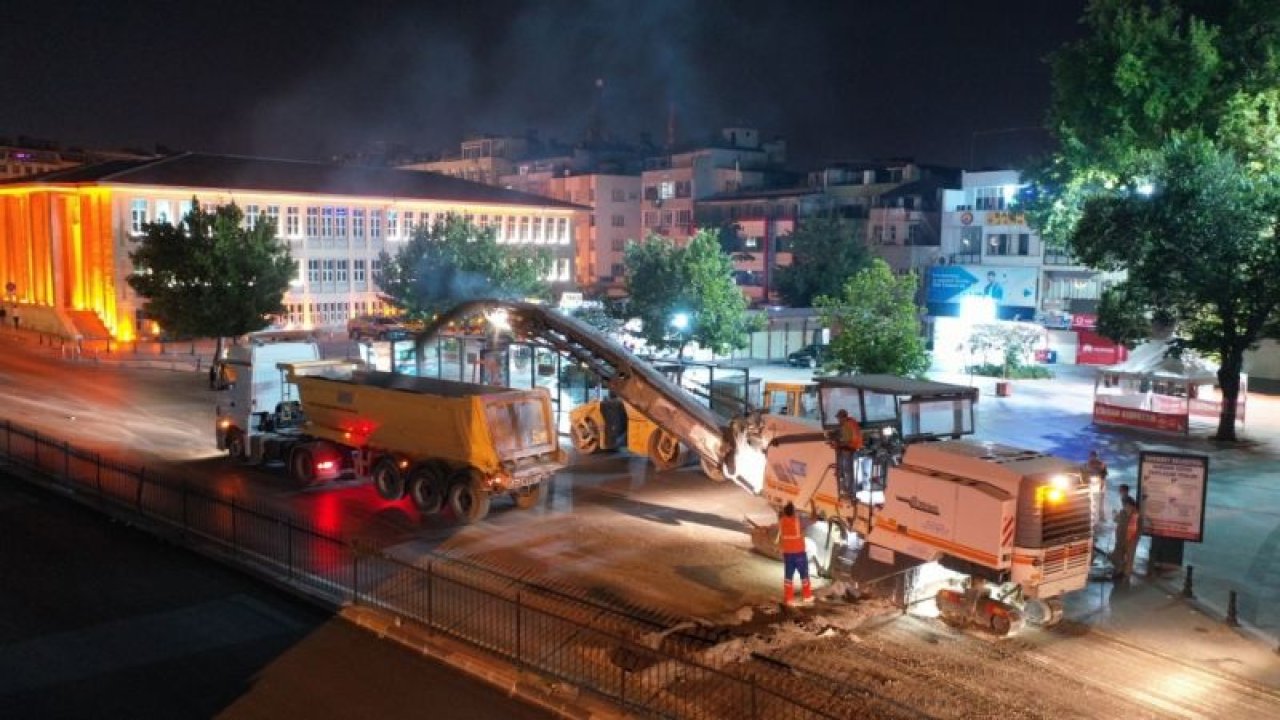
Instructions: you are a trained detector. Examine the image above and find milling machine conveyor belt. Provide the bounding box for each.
[413,299,733,476]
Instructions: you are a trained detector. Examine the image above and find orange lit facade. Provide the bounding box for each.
[0,153,582,341]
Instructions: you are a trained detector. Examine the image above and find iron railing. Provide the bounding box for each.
[0,419,933,720]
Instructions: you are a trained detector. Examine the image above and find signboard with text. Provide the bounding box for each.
[927,265,1037,308]
[1138,451,1208,542]
[1093,402,1188,433]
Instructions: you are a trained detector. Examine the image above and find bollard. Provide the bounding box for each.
[1182,565,1195,598]
[1226,590,1239,627]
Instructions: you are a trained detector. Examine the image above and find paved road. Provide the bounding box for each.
[0,473,553,720]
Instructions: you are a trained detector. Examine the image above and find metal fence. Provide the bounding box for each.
[1,419,935,720]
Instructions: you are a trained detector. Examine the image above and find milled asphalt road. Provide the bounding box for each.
[0,473,554,720]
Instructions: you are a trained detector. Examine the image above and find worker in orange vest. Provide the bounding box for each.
[834,409,864,496]
[777,502,814,606]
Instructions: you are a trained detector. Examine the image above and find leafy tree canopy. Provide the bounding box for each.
[377,214,553,319]
[815,258,930,377]
[127,199,293,341]
[624,230,756,354]
[1025,0,1280,440]
[773,217,870,307]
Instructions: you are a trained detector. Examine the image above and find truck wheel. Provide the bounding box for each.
[289,448,315,485]
[449,472,491,523]
[571,417,601,453]
[372,457,406,500]
[649,431,684,471]
[511,481,547,509]
[407,463,447,514]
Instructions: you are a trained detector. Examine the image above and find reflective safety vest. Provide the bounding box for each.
[779,514,805,554]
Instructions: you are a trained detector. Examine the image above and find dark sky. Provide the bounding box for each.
[0,0,1087,169]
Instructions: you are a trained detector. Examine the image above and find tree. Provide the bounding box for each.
[377,215,552,319]
[815,258,929,377]
[773,217,870,307]
[967,322,1047,378]
[127,199,293,361]
[1026,0,1280,440]
[623,230,755,354]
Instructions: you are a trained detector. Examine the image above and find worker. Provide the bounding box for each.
[1086,450,1110,523]
[834,409,864,496]
[777,502,814,606]
[1111,495,1140,580]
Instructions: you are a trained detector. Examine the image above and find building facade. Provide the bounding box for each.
[0,153,580,340]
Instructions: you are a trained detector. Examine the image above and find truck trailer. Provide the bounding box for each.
[215,343,564,523]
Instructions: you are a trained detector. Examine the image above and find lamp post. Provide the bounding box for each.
[670,312,690,381]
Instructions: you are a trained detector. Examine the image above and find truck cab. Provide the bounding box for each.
[214,338,321,462]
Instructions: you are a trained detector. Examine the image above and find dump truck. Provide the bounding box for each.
[747,375,1096,634]
[215,348,564,523]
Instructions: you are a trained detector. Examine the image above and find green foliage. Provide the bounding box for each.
[815,258,929,377]
[623,230,755,354]
[377,214,552,319]
[1029,0,1280,440]
[773,217,870,307]
[966,363,1054,380]
[127,199,293,340]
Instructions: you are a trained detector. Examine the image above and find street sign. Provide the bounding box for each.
[1138,451,1209,542]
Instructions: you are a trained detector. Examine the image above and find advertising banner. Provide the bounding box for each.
[1092,403,1188,433]
[927,266,1037,309]
[1138,452,1209,542]
[1076,329,1128,365]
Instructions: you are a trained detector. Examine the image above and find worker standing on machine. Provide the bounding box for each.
[777,502,814,606]
[833,409,864,497]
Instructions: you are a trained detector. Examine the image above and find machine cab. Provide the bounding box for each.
[816,374,978,443]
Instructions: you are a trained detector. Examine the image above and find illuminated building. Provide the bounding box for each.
[0,152,580,341]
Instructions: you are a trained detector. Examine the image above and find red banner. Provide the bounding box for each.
[1070,313,1097,330]
[1076,329,1128,365]
[1093,402,1188,433]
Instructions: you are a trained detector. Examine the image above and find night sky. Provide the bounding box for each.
[1,0,1087,169]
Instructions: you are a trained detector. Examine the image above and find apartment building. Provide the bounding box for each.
[0,152,580,340]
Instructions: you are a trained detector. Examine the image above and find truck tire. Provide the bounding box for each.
[571,416,601,453]
[372,457,406,501]
[407,463,448,514]
[449,472,491,523]
[511,481,547,509]
[700,455,726,482]
[289,448,315,485]
[648,430,684,471]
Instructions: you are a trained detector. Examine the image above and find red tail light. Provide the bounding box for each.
[317,460,336,471]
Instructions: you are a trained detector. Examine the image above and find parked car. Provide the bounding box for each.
[347,315,411,341]
[787,343,829,368]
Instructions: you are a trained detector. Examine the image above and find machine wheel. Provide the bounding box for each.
[407,462,447,514]
[649,431,684,471]
[807,357,818,369]
[449,471,492,523]
[511,481,547,509]
[700,455,727,482]
[1024,597,1065,627]
[372,456,407,501]
[226,430,246,461]
[289,447,316,485]
[572,416,602,453]
[989,607,1024,637]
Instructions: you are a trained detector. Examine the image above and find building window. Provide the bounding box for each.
[244,204,260,229]
[505,216,516,241]
[611,188,625,202]
[520,217,530,242]
[986,233,1011,255]
[558,258,571,281]
[334,207,348,237]
[888,225,897,243]
[659,181,675,199]
[661,211,673,227]
[643,211,657,228]
[908,223,922,245]
[403,211,415,237]
[872,225,883,243]
[371,209,383,238]
[558,217,569,243]
[322,259,335,283]
[353,259,366,284]
[288,207,301,236]
[676,209,692,226]
[306,208,320,236]
[611,263,626,278]
[675,180,691,198]
[1018,233,1031,255]
[533,217,544,243]
[307,259,322,283]
[612,238,626,252]
[744,236,760,250]
[335,259,349,284]
[154,200,172,225]
[352,208,366,238]
[266,205,280,232]
[385,210,397,238]
[371,259,382,285]
[610,214,625,228]
[130,199,148,233]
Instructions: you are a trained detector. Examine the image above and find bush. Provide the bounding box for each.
[966,363,1054,380]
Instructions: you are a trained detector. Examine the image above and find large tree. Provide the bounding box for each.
[773,216,870,307]
[624,230,755,354]
[127,200,293,359]
[815,258,930,377]
[377,215,553,319]
[1027,0,1280,440]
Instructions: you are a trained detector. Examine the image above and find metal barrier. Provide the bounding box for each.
[0,419,934,720]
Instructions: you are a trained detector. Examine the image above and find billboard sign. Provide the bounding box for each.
[927,266,1037,309]
[1138,452,1209,542]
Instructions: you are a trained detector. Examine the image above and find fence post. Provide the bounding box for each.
[1183,565,1195,598]
[427,560,434,628]
[352,546,359,604]
[286,518,294,580]
[231,496,238,555]
[135,468,145,512]
[63,441,70,481]
[1227,590,1240,627]
[515,591,523,668]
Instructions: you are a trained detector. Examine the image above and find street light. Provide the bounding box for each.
[670,312,691,377]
